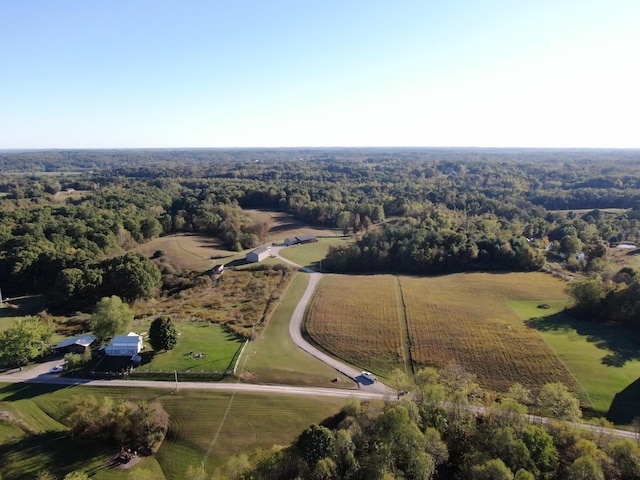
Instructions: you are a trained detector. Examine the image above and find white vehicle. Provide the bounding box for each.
[49,365,64,373]
[361,371,376,382]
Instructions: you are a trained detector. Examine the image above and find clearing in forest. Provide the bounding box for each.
[307,272,580,396]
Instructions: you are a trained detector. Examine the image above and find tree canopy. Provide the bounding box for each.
[148,316,178,351]
[90,296,133,342]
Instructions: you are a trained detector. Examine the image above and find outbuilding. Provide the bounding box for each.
[54,334,96,354]
[246,246,270,263]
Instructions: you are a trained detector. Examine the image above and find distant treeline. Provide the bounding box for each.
[2,148,640,305]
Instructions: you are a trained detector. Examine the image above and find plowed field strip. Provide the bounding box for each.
[393,276,414,381]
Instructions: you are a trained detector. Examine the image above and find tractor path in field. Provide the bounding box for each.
[271,245,394,396]
[393,275,415,382]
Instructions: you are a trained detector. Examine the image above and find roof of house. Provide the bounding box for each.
[55,334,96,349]
[110,333,142,346]
[249,246,269,255]
[296,234,316,242]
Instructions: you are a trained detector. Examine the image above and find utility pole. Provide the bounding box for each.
[0,288,3,307]
[174,370,178,392]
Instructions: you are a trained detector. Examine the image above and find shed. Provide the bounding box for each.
[54,334,96,354]
[211,264,225,274]
[246,246,270,263]
[104,332,143,357]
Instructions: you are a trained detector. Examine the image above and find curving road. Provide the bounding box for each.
[271,245,393,396]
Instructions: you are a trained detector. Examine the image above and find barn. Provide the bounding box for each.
[104,332,143,357]
[54,334,96,354]
[246,246,270,263]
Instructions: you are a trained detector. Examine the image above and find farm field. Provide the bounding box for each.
[306,272,581,397]
[400,273,580,395]
[512,300,640,421]
[240,273,354,387]
[0,383,348,480]
[305,274,404,377]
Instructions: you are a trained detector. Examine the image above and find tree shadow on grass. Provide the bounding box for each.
[526,311,640,367]
[607,377,640,425]
[0,382,76,402]
[0,431,118,479]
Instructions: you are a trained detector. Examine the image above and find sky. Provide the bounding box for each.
[1,1,639,149]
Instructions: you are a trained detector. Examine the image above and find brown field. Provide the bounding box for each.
[135,267,294,339]
[305,275,404,374]
[307,272,580,394]
[400,272,579,393]
[244,209,340,244]
[133,233,235,273]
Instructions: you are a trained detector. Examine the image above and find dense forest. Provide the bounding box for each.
[1,148,640,314]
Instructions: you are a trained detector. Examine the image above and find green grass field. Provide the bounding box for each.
[511,300,640,421]
[278,236,352,270]
[239,273,354,387]
[0,383,349,480]
[132,322,244,377]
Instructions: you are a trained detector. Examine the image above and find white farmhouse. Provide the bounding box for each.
[104,332,143,357]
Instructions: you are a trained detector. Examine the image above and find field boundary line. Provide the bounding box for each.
[393,276,415,381]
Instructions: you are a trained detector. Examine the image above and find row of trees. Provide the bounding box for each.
[213,366,636,480]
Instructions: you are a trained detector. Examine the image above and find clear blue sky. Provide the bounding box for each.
[1,1,639,149]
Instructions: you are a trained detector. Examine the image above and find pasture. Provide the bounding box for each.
[244,208,339,245]
[278,236,352,270]
[512,300,640,421]
[0,383,348,480]
[132,233,234,273]
[306,272,581,396]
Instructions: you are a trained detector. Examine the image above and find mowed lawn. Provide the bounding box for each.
[240,273,354,387]
[512,300,640,421]
[134,322,244,374]
[305,274,404,376]
[400,273,579,395]
[307,272,580,396]
[279,236,352,270]
[0,383,348,480]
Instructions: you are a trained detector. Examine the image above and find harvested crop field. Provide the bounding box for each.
[305,275,404,374]
[400,272,579,394]
[307,272,580,395]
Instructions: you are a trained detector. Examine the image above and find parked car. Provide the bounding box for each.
[361,371,376,382]
[49,365,64,373]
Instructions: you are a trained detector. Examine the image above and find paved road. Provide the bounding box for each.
[1,246,394,398]
[271,246,394,396]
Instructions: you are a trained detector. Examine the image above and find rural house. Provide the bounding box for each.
[104,332,143,357]
[54,334,96,354]
[246,246,270,263]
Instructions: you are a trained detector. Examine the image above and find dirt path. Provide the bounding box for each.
[393,276,414,382]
